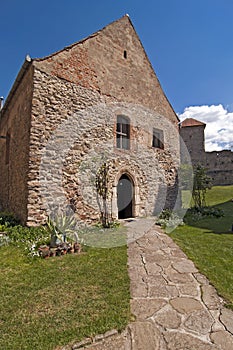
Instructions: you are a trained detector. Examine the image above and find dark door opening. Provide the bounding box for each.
[117,174,133,219]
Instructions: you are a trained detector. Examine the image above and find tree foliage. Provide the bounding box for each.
[192,165,212,208]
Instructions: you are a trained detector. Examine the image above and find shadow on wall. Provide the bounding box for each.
[153,174,180,216]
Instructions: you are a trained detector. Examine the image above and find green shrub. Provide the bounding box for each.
[0,212,20,227]
[156,209,184,232]
[94,220,121,229]
[184,206,224,223]
[157,209,173,220]
[1,225,50,257]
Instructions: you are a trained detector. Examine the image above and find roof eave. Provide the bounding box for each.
[0,55,32,119]
[34,15,129,62]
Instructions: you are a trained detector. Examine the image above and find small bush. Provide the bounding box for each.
[157,209,174,221]
[201,207,224,217]
[1,225,50,257]
[95,220,121,229]
[156,209,184,232]
[185,206,224,223]
[0,212,20,227]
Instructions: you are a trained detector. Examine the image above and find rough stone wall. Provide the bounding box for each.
[180,124,233,186]
[1,16,181,226]
[206,150,233,185]
[25,16,181,226]
[27,68,180,226]
[179,125,206,166]
[34,15,178,127]
[27,68,102,225]
[0,65,33,223]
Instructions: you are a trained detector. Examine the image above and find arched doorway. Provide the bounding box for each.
[117,174,134,219]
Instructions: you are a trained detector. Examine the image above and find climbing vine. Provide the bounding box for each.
[95,162,113,227]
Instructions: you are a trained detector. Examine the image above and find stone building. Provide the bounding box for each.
[0,15,181,226]
[206,150,233,185]
[180,118,233,185]
[179,118,206,165]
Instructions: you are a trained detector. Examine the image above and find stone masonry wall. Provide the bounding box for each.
[206,150,233,185]
[27,68,102,225]
[1,16,181,226]
[25,16,181,226]
[0,65,33,223]
[179,125,206,166]
[34,16,178,127]
[180,125,233,186]
[27,68,180,226]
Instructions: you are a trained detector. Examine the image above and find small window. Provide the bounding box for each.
[123,50,127,59]
[152,128,164,149]
[116,115,130,150]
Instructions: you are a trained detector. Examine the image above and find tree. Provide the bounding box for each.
[95,162,112,227]
[192,165,212,208]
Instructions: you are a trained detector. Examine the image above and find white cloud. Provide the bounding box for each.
[178,104,233,152]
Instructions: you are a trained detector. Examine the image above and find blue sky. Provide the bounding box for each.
[1,0,233,150]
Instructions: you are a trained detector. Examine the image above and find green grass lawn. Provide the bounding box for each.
[205,185,233,206]
[170,185,233,307]
[0,244,130,350]
[1,185,233,349]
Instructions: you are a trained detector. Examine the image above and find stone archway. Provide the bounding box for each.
[108,161,146,221]
[117,174,134,219]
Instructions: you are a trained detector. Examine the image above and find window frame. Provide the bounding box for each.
[116,115,130,150]
[152,128,164,149]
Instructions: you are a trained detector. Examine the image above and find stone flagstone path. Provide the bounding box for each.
[64,218,233,350]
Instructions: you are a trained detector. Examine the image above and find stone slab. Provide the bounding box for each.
[184,309,214,334]
[220,308,233,334]
[78,329,131,350]
[166,271,194,284]
[164,331,218,350]
[211,330,233,350]
[170,297,203,314]
[172,259,198,273]
[149,284,179,298]
[194,272,210,285]
[130,298,166,320]
[177,282,199,297]
[153,305,181,329]
[202,284,222,310]
[129,321,160,350]
[130,281,148,298]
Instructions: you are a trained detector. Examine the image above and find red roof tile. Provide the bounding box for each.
[181,118,206,127]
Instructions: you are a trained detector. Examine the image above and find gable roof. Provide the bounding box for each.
[0,55,32,117]
[35,15,132,62]
[1,15,179,124]
[181,118,206,128]
[33,15,179,125]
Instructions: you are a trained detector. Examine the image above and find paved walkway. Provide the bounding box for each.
[69,219,233,350]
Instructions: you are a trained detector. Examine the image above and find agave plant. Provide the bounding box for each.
[47,213,79,247]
